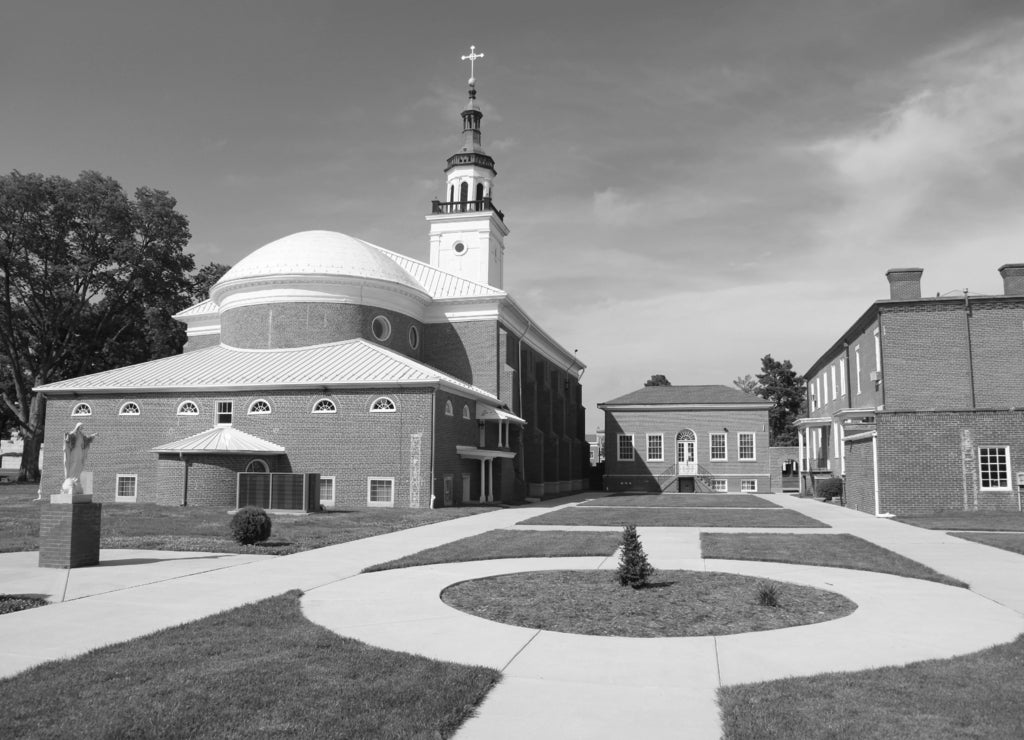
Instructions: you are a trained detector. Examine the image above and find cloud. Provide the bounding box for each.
[591,185,749,228]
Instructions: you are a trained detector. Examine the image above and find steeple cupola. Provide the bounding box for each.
[427,45,509,288]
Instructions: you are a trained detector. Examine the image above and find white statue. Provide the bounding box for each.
[61,422,97,496]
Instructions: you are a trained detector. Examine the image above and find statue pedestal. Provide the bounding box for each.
[39,497,102,569]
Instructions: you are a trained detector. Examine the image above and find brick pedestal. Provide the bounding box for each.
[39,500,102,568]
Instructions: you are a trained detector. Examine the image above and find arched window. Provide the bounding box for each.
[449,184,454,202]
[177,401,199,416]
[676,429,696,465]
[71,403,92,417]
[312,398,337,414]
[245,459,269,473]
[119,402,141,416]
[462,404,471,420]
[444,400,454,416]
[475,183,484,201]
[370,397,396,413]
[248,399,272,415]
[459,182,468,203]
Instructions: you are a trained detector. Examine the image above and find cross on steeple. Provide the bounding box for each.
[461,45,484,83]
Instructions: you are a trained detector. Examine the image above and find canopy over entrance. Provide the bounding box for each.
[151,427,286,455]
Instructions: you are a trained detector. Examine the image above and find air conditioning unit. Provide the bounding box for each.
[868,370,881,382]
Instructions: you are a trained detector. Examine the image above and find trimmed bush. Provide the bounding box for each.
[0,595,47,615]
[617,524,655,589]
[817,477,844,501]
[230,507,272,545]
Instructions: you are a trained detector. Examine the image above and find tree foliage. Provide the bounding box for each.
[754,354,805,446]
[732,374,758,395]
[190,262,230,302]
[0,170,195,481]
[644,374,671,387]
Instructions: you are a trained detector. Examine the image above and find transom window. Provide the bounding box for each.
[71,403,92,417]
[617,434,635,461]
[371,397,396,413]
[710,433,727,461]
[647,434,663,462]
[710,479,727,492]
[740,479,757,492]
[367,477,395,507]
[979,446,1010,490]
[248,399,272,415]
[312,398,337,414]
[115,474,138,501]
[216,401,233,425]
[444,400,454,416]
[119,402,141,416]
[244,459,269,473]
[371,315,392,342]
[738,433,755,461]
[177,401,199,416]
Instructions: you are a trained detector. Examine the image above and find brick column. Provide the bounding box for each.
[39,498,102,569]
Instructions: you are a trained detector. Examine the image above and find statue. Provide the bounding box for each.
[61,422,97,496]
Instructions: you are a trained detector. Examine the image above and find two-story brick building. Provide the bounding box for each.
[35,74,587,510]
[797,264,1024,515]
[599,386,772,493]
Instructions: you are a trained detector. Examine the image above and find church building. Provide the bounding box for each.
[35,62,587,510]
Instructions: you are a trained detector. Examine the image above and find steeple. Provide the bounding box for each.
[427,46,509,288]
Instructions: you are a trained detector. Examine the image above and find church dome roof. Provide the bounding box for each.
[215,230,422,292]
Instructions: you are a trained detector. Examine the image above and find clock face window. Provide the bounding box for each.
[453,242,467,255]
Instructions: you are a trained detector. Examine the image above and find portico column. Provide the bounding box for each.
[487,459,494,502]
[479,459,486,502]
[797,429,805,495]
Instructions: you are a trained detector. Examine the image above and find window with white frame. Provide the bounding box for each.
[248,399,272,415]
[462,404,471,420]
[371,397,396,413]
[617,434,635,461]
[647,434,663,462]
[216,401,232,424]
[874,328,882,372]
[738,432,755,461]
[177,401,199,416]
[119,402,141,416]
[312,398,337,414]
[855,346,862,395]
[115,474,137,501]
[245,459,269,473]
[710,479,727,492]
[831,365,838,400]
[833,421,841,457]
[839,359,846,397]
[367,477,395,507]
[979,446,1010,490]
[809,383,816,412]
[444,400,454,416]
[710,433,727,461]
[822,373,829,405]
[740,479,757,492]
[319,476,336,506]
[72,402,92,416]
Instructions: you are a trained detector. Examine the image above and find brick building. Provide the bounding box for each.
[796,264,1024,515]
[35,76,587,509]
[599,386,772,493]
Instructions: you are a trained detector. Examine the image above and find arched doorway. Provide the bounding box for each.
[676,430,696,492]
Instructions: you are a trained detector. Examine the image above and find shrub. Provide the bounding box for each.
[757,582,780,608]
[617,524,655,589]
[817,477,844,501]
[0,595,47,615]
[230,507,272,545]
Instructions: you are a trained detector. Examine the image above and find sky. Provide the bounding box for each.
[3,0,1024,432]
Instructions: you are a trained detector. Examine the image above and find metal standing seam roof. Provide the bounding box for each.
[600,385,773,406]
[173,299,218,319]
[376,247,506,300]
[34,339,500,402]
[151,426,286,455]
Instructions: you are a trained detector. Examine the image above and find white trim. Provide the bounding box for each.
[215,400,233,425]
[319,476,336,506]
[709,432,727,461]
[873,328,882,373]
[831,365,838,400]
[177,400,199,416]
[617,434,635,461]
[710,479,728,492]
[312,398,337,414]
[247,399,272,415]
[371,315,392,342]
[737,432,756,461]
[646,433,664,462]
[115,474,137,501]
[978,446,1012,491]
[839,358,847,397]
[740,479,757,492]
[855,345,862,395]
[244,459,269,473]
[118,402,141,416]
[367,477,395,507]
[71,402,92,417]
[370,396,397,413]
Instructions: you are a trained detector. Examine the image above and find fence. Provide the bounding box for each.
[237,472,320,512]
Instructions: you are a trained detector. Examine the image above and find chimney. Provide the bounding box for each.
[885,268,924,300]
[998,263,1024,296]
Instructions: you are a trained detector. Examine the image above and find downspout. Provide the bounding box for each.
[429,387,437,509]
[964,290,977,408]
[516,319,532,498]
[872,431,893,518]
[180,452,189,507]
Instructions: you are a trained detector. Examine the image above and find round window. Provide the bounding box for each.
[408,325,420,350]
[453,241,466,255]
[371,315,392,342]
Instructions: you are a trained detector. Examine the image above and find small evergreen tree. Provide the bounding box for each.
[617,524,654,588]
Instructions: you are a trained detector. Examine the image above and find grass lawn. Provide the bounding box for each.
[720,634,1024,739]
[364,529,620,572]
[519,506,828,528]
[0,590,498,739]
[701,533,967,588]
[442,570,856,637]
[895,510,1024,531]
[950,531,1024,556]
[0,483,498,555]
[582,494,780,508]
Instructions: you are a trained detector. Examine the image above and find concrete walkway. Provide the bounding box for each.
[3,492,1024,739]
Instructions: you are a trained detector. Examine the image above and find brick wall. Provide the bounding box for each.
[423,320,496,392]
[843,435,875,514]
[38,502,101,568]
[183,334,220,353]
[968,301,1024,407]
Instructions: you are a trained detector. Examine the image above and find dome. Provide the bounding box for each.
[214,230,423,293]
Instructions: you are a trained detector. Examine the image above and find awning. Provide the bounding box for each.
[151,426,286,455]
[476,405,526,425]
[793,416,833,428]
[455,445,517,461]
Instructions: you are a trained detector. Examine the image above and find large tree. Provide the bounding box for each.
[0,170,195,482]
[754,355,805,446]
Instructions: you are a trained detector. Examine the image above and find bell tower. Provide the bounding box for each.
[427,45,509,288]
